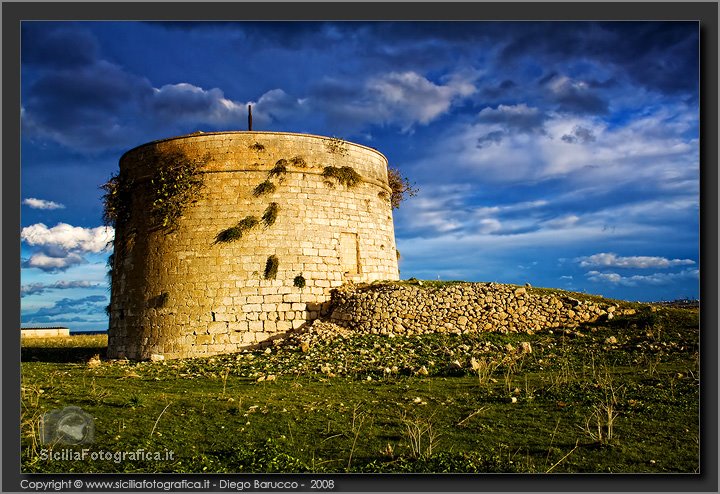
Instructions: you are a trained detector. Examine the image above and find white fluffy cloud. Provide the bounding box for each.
[367,71,476,128]
[23,197,65,210]
[22,252,86,272]
[21,223,114,273]
[317,70,477,133]
[414,103,697,193]
[577,252,695,269]
[586,268,699,286]
[21,223,113,253]
[151,83,247,125]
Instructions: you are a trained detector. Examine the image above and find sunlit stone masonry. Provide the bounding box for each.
[107,131,400,360]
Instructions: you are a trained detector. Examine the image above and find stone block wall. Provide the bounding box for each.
[328,282,621,335]
[107,132,399,360]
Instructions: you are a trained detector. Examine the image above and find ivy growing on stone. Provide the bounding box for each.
[289,156,306,167]
[215,216,259,243]
[325,137,349,156]
[102,151,207,232]
[293,274,306,288]
[101,171,135,227]
[253,180,276,197]
[322,166,361,188]
[264,255,279,280]
[147,152,207,229]
[262,202,279,227]
[268,161,287,180]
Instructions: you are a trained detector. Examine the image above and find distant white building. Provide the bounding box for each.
[21,326,70,338]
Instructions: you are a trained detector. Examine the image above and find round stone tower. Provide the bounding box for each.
[107,131,399,360]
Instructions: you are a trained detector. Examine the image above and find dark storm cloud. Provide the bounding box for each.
[476,104,548,133]
[22,24,100,68]
[561,126,596,144]
[482,79,517,99]
[23,61,153,150]
[152,21,348,50]
[130,21,699,98]
[542,74,609,115]
[149,83,243,124]
[28,62,151,117]
[498,21,698,96]
[476,130,505,148]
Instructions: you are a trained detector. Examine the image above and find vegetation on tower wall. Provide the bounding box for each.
[101,151,208,231]
[387,166,419,209]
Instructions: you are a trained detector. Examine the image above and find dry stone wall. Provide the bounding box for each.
[108,131,399,360]
[328,282,621,335]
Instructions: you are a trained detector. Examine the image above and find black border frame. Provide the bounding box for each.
[3,3,717,493]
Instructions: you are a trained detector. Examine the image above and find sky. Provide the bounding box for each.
[20,21,700,331]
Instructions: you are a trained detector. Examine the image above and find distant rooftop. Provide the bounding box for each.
[21,326,69,330]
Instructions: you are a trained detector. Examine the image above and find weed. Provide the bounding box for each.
[268,161,288,180]
[347,404,368,470]
[545,440,579,473]
[325,137,349,156]
[149,403,171,440]
[387,166,419,209]
[470,357,498,387]
[146,152,207,230]
[524,376,536,400]
[582,401,620,445]
[221,368,230,397]
[402,413,441,459]
[582,364,623,445]
[456,407,488,428]
[503,363,516,394]
[215,216,259,243]
[547,349,576,391]
[293,274,306,289]
[127,394,144,409]
[20,406,42,464]
[253,180,276,197]
[289,156,306,167]
[249,142,265,152]
[264,255,279,280]
[641,353,661,377]
[88,378,110,405]
[322,166,361,187]
[262,203,279,228]
[100,171,136,227]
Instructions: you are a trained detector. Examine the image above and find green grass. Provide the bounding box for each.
[20,305,698,473]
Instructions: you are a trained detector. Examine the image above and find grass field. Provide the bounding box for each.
[20,302,699,473]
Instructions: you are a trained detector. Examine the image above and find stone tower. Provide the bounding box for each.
[107,131,399,360]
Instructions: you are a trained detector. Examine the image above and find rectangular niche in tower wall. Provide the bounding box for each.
[339,232,360,275]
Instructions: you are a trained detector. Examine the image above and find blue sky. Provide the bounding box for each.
[20,21,699,331]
